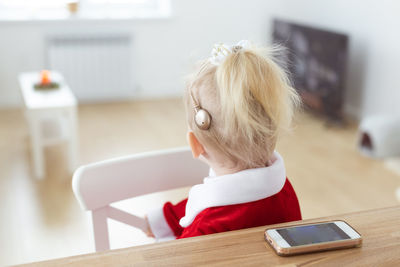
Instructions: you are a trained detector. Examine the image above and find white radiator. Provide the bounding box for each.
[46,35,132,102]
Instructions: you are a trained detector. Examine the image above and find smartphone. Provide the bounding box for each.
[264,220,362,256]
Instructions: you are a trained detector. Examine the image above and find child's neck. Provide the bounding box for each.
[205,156,273,177]
[208,162,245,177]
[199,154,243,177]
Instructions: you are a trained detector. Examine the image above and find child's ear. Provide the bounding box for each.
[187,131,205,158]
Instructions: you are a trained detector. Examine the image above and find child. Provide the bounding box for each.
[146,40,302,240]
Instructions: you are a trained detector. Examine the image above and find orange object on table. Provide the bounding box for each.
[40,70,51,85]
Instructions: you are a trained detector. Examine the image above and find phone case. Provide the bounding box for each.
[264,220,363,256]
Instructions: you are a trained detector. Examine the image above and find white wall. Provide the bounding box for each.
[0,0,399,119]
[0,0,280,107]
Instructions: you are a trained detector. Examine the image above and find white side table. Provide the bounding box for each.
[18,71,78,179]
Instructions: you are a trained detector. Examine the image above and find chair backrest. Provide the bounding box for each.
[72,147,209,251]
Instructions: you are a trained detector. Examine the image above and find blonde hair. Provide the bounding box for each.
[184,44,300,170]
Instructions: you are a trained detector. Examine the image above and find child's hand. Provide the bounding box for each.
[144,216,155,238]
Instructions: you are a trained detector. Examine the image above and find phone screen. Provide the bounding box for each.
[277,222,350,246]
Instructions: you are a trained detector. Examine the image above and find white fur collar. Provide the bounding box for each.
[179,151,286,227]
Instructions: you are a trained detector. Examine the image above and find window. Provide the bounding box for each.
[0,0,68,8]
[0,0,170,20]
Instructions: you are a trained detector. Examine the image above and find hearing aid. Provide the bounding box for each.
[190,92,211,130]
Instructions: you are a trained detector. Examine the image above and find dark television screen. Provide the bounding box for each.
[272,19,348,121]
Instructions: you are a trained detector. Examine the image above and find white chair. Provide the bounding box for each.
[72,147,209,252]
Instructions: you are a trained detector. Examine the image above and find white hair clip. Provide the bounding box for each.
[209,40,252,65]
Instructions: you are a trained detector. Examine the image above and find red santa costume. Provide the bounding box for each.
[147,151,301,241]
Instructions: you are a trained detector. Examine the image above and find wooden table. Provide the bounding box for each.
[25,206,400,266]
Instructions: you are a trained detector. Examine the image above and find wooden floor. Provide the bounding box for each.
[0,98,399,266]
